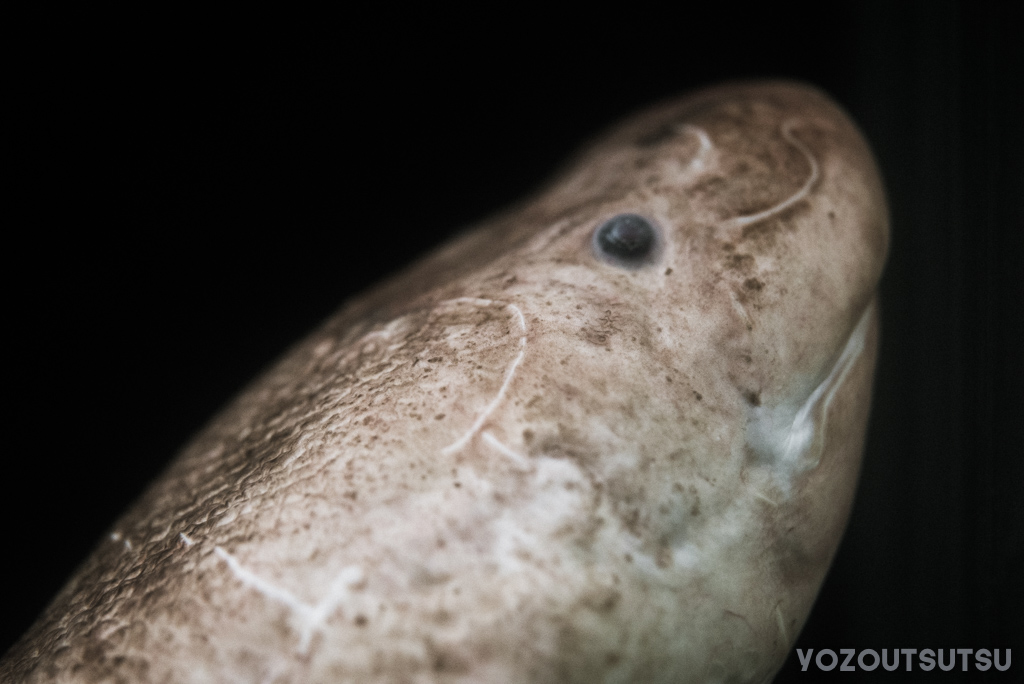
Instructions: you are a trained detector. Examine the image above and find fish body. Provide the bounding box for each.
[2,81,888,683]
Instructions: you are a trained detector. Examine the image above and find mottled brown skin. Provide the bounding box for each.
[3,81,888,683]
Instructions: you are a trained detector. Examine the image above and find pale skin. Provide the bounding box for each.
[2,81,888,683]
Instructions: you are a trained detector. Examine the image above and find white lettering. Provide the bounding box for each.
[797,646,1006,673]
[858,649,879,671]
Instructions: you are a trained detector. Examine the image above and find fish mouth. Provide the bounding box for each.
[744,301,874,489]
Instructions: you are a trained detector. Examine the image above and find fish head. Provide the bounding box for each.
[386,79,889,680]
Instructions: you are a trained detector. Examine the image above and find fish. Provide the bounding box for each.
[1,80,888,683]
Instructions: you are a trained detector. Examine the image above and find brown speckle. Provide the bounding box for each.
[585,588,622,613]
[623,509,641,535]
[743,391,761,406]
[431,648,470,674]
[725,253,755,271]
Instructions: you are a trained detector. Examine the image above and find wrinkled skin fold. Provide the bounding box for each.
[2,81,888,683]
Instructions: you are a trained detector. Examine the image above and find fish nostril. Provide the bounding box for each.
[593,213,660,268]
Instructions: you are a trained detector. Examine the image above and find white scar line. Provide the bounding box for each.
[482,430,532,469]
[680,124,713,172]
[730,290,754,329]
[179,532,195,547]
[214,546,363,654]
[441,299,527,455]
[721,120,820,230]
[775,602,789,646]
[751,488,779,507]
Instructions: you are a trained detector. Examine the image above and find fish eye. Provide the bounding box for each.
[592,214,660,268]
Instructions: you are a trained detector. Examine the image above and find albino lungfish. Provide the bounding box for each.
[2,80,889,683]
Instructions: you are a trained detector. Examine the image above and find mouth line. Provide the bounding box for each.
[744,301,873,488]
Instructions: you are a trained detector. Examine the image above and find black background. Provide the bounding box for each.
[5,2,1021,680]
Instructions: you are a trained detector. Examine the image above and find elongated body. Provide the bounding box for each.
[3,81,888,683]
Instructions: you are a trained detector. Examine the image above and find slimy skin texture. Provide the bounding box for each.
[2,81,888,683]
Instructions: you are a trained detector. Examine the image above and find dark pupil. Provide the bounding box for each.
[595,214,656,262]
